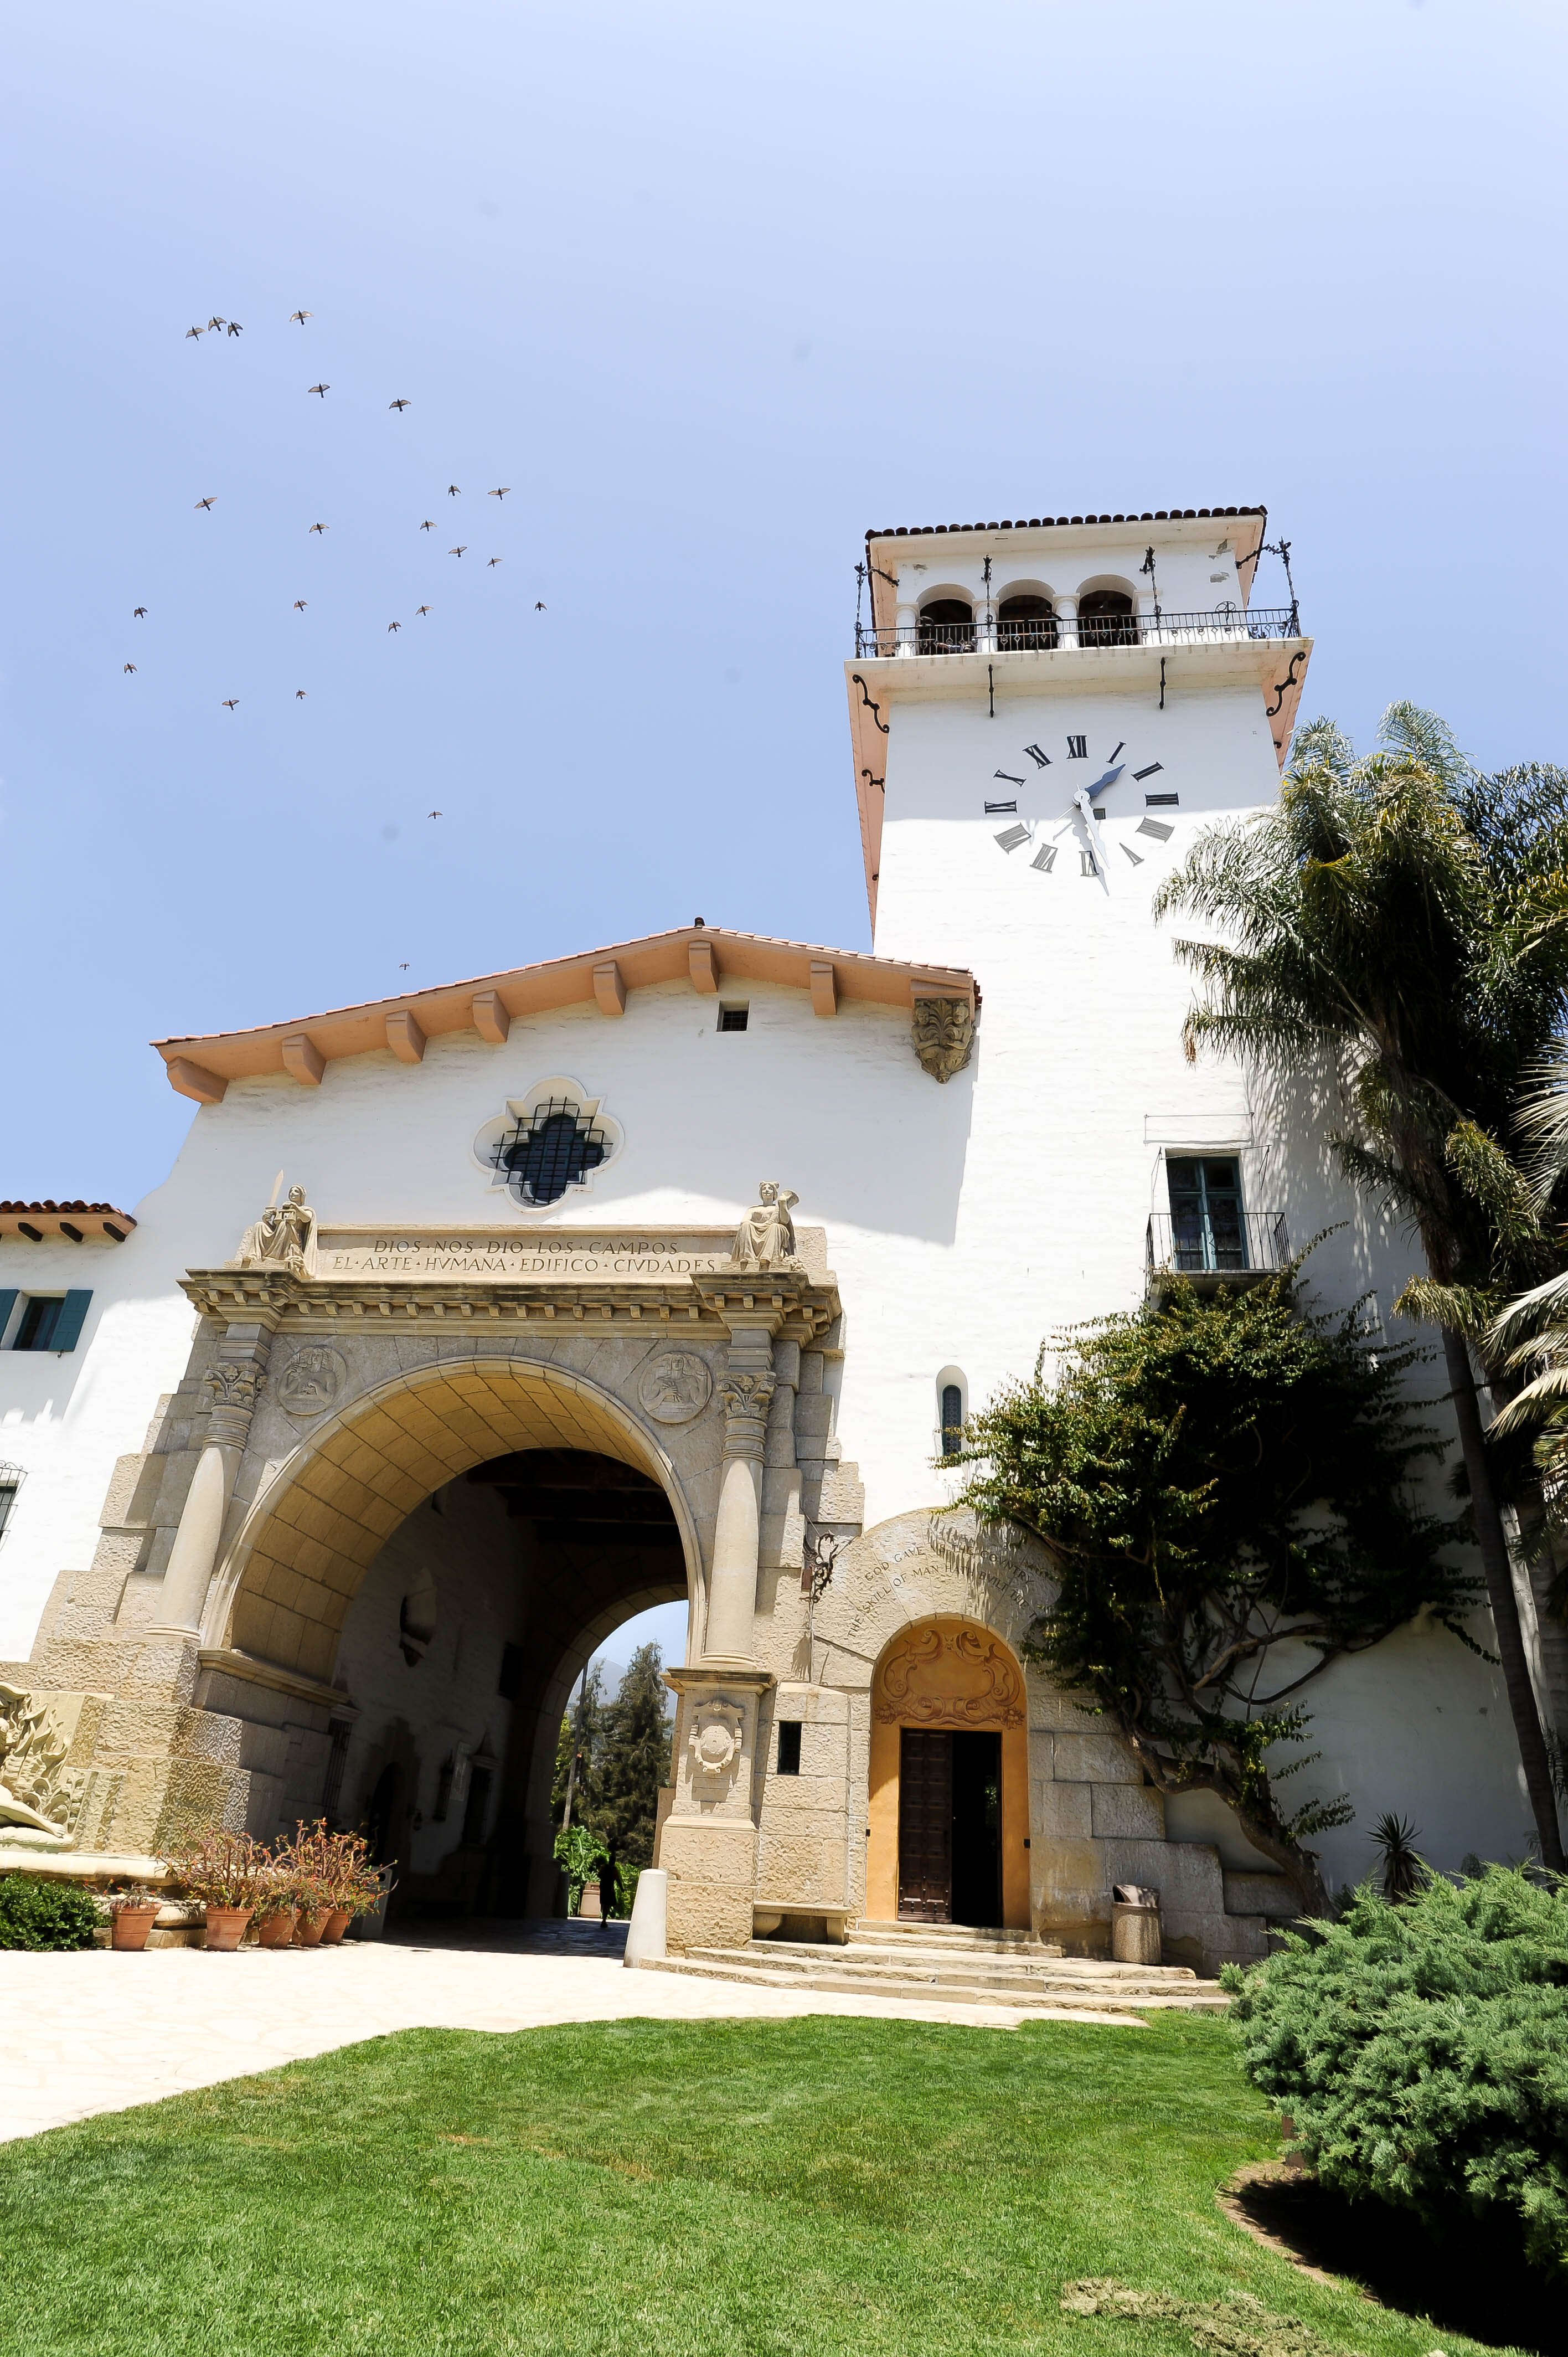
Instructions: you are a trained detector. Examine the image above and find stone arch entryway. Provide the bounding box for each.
[209,1356,702,1914]
[865,1617,1030,1931]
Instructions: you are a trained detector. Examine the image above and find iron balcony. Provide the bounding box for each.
[855,604,1302,658]
[1146,1211,1291,1294]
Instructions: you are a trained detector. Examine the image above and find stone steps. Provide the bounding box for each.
[737,1937,1199,1991]
[848,1921,1059,1955]
[644,1938,1227,2015]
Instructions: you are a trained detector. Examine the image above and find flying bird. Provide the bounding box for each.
[289,310,312,325]
[427,811,442,819]
[293,599,308,611]
[226,321,243,336]
[487,487,510,500]
[398,961,410,971]
[133,606,147,618]
[207,317,226,330]
[447,484,461,496]
[534,601,546,610]
[388,620,401,632]
[449,545,467,557]
[419,519,435,531]
[389,398,411,411]
[123,663,136,673]
[221,698,239,711]
[308,383,329,398]
[185,326,204,339]
[487,556,503,567]
[195,496,216,511]
[308,522,328,534]
[296,689,308,699]
[415,605,431,616]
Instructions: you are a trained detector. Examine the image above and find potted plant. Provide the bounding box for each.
[162,1828,264,1951]
[320,1826,378,1942]
[107,1888,162,1952]
[278,1820,333,1945]
[252,1854,298,1949]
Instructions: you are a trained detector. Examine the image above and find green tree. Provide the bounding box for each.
[1152,704,1568,1868]
[959,1268,1473,1914]
[595,1642,672,1871]
[550,1661,605,1834]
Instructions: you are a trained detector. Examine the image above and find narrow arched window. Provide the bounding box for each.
[940,1383,964,1459]
[1077,590,1136,648]
[997,594,1056,651]
[918,598,975,655]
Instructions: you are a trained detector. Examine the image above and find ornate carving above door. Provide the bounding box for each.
[873,1619,1024,1729]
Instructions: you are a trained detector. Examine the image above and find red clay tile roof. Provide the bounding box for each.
[866,506,1265,537]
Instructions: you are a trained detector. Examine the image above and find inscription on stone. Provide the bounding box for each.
[312,1226,828,1282]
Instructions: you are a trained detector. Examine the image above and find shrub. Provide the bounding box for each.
[0,1872,102,1951]
[1225,1864,1568,2268]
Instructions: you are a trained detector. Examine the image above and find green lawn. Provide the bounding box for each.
[0,2011,1528,2356]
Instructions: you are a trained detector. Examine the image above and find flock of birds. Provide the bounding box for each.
[121,310,546,717]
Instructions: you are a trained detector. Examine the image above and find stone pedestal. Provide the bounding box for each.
[661,1664,773,1952]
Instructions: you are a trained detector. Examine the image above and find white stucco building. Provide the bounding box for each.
[2,505,1555,1967]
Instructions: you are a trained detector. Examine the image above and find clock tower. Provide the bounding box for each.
[844,504,1313,1350]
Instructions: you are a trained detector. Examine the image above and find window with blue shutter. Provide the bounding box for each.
[11,1291,91,1352]
[0,1291,17,1347]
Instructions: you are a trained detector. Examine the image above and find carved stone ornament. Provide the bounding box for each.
[872,1621,1024,1728]
[688,1700,745,1778]
[275,1344,348,1419]
[234,1182,317,1275]
[0,1682,78,1849]
[637,1350,713,1424]
[717,1370,777,1421]
[728,1181,803,1273]
[204,1362,265,1412]
[911,997,974,1084]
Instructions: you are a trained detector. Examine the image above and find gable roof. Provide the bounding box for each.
[154,924,977,1104]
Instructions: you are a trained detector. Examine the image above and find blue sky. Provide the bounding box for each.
[4,0,1564,1224]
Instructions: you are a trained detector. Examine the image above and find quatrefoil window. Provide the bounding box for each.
[472,1079,622,1210]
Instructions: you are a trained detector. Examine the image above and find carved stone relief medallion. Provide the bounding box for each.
[911,996,975,1083]
[275,1344,349,1419]
[637,1350,713,1424]
[689,1700,745,1778]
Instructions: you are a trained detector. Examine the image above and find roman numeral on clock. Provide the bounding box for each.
[1067,735,1087,759]
[1079,848,1097,875]
[1133,762,1163,780]
[993,770,1025,785]
[1030,842,1058,872]
[1023,743,1051,767]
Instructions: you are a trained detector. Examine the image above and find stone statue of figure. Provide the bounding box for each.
[729,1181,800,1273]
[235,1183,316,1276]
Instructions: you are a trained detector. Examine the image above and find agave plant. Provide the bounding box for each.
[1366,1812,1426,1900]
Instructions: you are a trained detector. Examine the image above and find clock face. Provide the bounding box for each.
[982,728,1178,879]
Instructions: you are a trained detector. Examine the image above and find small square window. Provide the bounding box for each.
[717,1006,749,1032]
[14,1298,62,1351]
[776,1721,802,1774]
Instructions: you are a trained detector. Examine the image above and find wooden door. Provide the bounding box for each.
[898,1728,953,1921]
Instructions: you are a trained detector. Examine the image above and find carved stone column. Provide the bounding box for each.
[704,1368,775,1665]
[147,1320,272,1638]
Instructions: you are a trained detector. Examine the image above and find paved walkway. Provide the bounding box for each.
[0,1920,1139,2144]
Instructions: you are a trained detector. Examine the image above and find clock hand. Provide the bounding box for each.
[1085,762,1124,801]
[1072,785,1107,881]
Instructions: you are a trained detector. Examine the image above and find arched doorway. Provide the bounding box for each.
[211,1356,699,1915]
[865,1618,1030,1930]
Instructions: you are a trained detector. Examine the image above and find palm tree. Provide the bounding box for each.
[1153,704,1568,1870]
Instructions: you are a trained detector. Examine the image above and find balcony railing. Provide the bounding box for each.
[854,604,1302,658]
[1146,1211,1291,1287]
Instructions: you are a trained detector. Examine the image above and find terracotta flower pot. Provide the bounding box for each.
[321,1908,352,1944]
[256,1909,297,1949]
[295,1908,328,1947]
[111,1905,160,1952]
[203,1906,253,1952]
